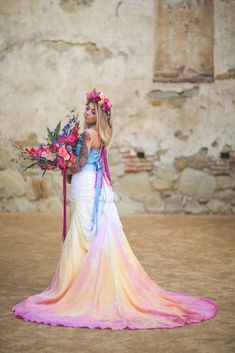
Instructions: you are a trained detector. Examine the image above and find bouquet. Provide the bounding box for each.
[12,109,80,175]
[11,108,81,242]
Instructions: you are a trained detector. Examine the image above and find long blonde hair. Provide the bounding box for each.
[83,100,113,149]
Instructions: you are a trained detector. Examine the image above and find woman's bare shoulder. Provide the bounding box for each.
[85,127,98,133]
[84,128,101,148]
[83,128,98,139]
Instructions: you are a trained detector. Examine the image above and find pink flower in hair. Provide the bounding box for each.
[86,88,112,117]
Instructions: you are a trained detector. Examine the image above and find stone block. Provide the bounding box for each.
[116,195,145,214]
[215,176,232,190]
[118,172,151,202]
[0,169,25,198]
[179,168,216,202]
[153,179,175,191]
[28,177,50,200]
[144,193,164,212]
[207,199,232,214]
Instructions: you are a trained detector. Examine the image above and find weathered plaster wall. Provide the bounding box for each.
[0,0,234,214]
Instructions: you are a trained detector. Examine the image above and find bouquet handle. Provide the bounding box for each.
[62,169,67,242]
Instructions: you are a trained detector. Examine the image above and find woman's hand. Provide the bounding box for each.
[66,174,72,184]
[60,166,73,183]
[60,162,73,176]
[66,161,73,175]
[66,167,73,175]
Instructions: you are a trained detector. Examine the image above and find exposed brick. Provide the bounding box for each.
[208,159,231,176]
[121,151,155,173]
[229,151,235,164]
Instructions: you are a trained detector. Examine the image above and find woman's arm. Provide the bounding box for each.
[67,129,94,175]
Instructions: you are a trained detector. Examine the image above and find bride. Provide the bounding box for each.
[11,89,219,330]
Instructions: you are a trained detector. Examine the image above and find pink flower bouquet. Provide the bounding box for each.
[11,108,81,242]
[12,109,80,176]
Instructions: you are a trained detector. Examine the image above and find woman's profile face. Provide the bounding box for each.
[84,101,96,126]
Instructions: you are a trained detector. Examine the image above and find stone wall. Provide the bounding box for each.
[0,0,234,214]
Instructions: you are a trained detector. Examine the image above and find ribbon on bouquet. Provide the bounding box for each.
[62,138,82,243]
[62,168,67,242]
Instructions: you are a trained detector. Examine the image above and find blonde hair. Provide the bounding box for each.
[84,100,113,149]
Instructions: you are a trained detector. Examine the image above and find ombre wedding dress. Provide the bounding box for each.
[11,145,219,330]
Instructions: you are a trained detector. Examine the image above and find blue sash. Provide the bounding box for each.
[75,139,107,236]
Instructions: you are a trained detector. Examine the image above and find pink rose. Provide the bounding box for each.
[58,159,66,169]
[70,154,76,164]
[58,147,68,158]
[45,163,51,170]
[49,144,58,153]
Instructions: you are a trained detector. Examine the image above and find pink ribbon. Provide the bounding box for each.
[62,169,67,242]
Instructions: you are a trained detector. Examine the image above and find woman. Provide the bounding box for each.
[11,89,219,330]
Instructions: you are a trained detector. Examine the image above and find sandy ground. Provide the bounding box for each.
[0,212,234,353]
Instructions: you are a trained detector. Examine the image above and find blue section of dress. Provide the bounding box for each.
[75,138,108,237]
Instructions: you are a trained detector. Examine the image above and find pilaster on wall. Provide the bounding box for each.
[153,0,214,83]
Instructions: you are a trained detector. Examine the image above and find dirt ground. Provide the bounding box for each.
[0,212,234,353]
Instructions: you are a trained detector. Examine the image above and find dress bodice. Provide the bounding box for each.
[75,138,101,168]
[86,148,101,166]
[74,138,112,236]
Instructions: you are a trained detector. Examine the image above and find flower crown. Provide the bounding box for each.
[86,88,112,118]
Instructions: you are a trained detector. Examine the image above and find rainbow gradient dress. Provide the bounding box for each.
[11,146,219,330]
